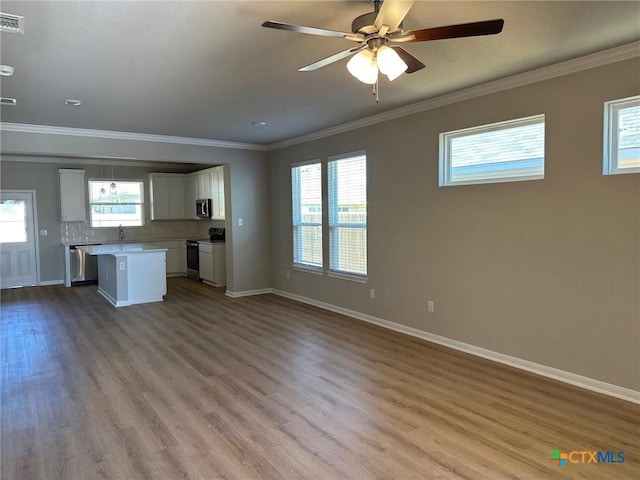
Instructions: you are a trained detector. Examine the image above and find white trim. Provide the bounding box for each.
[225,288,273,298]
[292,158,322,168]
[269,42,640,150]
[292,264,324,275]
[0,122,268,152]
[97,286,130,307]
[603,95,640,175]
[39,279,64,286]
[271,289,640,405]
[327,271,368,283]
[0,189,40,288]
[1,153,214,168]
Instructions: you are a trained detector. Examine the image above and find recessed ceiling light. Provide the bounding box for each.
[63,99,82,106]
[251,121,267,127]
[0,65,14,76]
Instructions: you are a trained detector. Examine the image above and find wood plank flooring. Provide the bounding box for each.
[1,277,638,479]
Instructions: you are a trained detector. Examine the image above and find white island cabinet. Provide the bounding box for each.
[77,243,168,307]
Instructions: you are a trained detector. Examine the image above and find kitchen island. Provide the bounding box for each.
[77,243,168,307]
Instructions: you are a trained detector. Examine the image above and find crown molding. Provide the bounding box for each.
[0,122,269,152]
[268,41,640,151]
[0,42,638,153]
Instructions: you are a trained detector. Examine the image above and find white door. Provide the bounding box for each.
[0,191,38,288]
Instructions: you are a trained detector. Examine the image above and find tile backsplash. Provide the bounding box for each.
[61,220,221,244]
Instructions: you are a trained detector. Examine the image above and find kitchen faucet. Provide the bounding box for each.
[118,225,125,241]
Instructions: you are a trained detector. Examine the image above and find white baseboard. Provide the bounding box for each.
[97,287,130,308]
[272,289,640,405]
[39,279,64,286]
[226,288,273,298]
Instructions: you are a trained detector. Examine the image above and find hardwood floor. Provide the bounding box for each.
[1,277,638,479]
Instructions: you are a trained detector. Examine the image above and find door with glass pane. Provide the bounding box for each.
[0,192,38,288]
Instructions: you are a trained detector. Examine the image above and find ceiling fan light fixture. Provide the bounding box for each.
[347,49,378,84]
[377,45,408,81]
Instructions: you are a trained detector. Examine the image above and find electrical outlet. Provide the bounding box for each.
[370,288,375,299]
[119,262,126,271]
[238,218,243,226]
[428,300,435,313]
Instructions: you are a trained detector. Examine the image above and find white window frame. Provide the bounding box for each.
[291,160,323,272]
[328,150,367,281]
[603,95,640,175]
[439,114,545,187]
[88,179,145,228]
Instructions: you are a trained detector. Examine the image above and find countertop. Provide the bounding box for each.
[76,243,168,255]
[62,239,187,246]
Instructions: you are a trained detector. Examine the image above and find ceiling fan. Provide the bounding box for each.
[262,0,504,100]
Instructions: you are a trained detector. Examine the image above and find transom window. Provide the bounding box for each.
[603,95,640,175]
[88,180,144,227]
[440,114,545,186]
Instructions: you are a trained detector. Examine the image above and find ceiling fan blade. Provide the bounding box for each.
[374,0,415,32]
[390,46,425,74]
[262,21,363,42]
[404,19,505,42]
[299,45,366,72]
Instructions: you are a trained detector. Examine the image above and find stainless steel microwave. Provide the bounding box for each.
[196,199,211,218]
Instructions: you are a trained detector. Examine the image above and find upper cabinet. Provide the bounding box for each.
[197,171,212,199]
[150,166,226,221]
[186,166,226,220]
[210,166,225,220]
[185,174,199,220]
[149,173,186,220]
[59,169,86,222]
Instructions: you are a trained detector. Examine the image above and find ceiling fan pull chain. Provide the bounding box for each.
[372,78,380,103]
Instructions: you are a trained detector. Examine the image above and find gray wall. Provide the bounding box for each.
[268,58,640,391]
[0,136,271,293]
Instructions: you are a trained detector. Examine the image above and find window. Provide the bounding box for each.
[328,152,367,278]
[439,114,545,186]
[0,199,27,243]
[88,180,144,227]
[603,96,640,175]
[291,162,322,269]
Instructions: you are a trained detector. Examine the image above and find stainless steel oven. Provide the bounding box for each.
[185,240,200,281]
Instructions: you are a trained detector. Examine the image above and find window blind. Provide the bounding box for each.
[328,153,367,277]
[291,162,322,267]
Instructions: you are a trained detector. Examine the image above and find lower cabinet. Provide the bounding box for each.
[145,241,183,276]
[198,242,226,286]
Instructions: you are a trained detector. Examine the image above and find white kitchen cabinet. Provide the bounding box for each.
[197,171,212,200]
[59,169,86,222]
[149,173,186,220]
[198,242,226,286]
[178,241,187,274]
[185,174,199,219]
[210,166,226,220]
[146,240,181,275]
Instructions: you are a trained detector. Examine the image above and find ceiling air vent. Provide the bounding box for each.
[0,13,24,33]
[0,97,17,106]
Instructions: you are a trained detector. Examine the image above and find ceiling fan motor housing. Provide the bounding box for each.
[352,11,404,37]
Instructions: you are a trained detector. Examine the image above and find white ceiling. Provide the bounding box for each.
[1,1,639,146]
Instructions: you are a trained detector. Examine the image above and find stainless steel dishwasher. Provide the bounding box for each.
[69,245,99,285]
